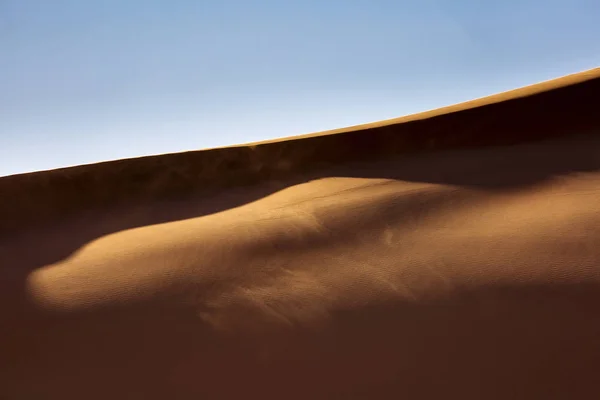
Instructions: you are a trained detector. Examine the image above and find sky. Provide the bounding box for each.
[2,0,600,176]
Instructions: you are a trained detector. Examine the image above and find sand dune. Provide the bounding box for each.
[2,68,600,399]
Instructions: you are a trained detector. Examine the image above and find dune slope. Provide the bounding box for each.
[2,69,600,399]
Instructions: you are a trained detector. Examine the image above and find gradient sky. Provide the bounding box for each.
[2,0,599,176]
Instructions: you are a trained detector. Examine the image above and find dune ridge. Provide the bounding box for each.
[1,68,599,236]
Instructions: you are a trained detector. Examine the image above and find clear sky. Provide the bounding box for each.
[2,0,599,176]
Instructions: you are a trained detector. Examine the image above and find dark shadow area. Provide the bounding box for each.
[4,281,600,399]
[314,281,600,400]
[333,132,600,188]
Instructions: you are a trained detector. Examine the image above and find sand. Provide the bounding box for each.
[2,68,600,399]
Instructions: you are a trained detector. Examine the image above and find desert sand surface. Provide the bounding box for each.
[2,68,600,399]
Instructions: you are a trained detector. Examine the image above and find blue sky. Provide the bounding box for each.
[2,0,599,176]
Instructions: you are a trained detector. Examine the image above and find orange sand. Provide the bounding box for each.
[1,68,600,399]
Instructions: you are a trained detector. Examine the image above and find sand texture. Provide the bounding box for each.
[2,68,600,399]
